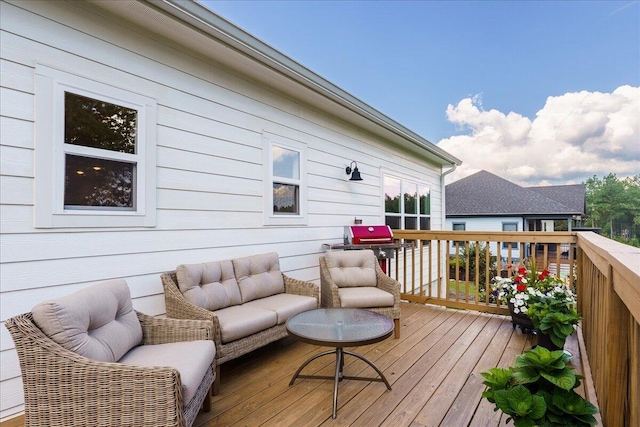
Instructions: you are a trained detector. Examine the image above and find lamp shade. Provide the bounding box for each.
[346,162,363,181]
[349,166,363,181]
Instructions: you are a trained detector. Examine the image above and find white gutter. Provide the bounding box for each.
[440,164,457,230]
[148,0,462,167]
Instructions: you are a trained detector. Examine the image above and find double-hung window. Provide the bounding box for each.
[502,222,518,249]
[35,65,156,228]
[383,174,430,230]
[263,134,307,225]
[452,222,466,246]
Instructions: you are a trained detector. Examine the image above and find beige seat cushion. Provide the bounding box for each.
[118,340,215,404]
[324,250,377,288]
[232,252,285,303]
[214,305,278,343]
[31,279,142,363]
[338,287,394,308]
[176,260,241,311]
[244,294,318,324]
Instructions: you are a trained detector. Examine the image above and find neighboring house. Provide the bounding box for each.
[0,0,460,419]
[445,170,586,261]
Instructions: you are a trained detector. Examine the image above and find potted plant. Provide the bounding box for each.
[492,260,580,348]
[527,293,581,350]
[481,346,599,426]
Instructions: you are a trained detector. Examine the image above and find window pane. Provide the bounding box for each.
[385,216,401,229]
[65,92,137,154]
[64,154,134,208]
[273,183,299,214]
[420,217,431,230]
[453,223,466,231]
[404,182,417,214]
[419,185,430,215]
[272,146,299,179]
[502,223,518,248]
[384,176,401,213]
[405,216,417,230]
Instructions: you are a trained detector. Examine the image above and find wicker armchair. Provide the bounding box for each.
[320,250,401,338]
[161,268,318,393]
[6,297,215,427]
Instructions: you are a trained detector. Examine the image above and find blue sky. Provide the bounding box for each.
[201,1,640,185]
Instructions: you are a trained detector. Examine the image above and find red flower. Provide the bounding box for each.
[516,284,526,292]
[514,276,522,283]
[517,267,527,275]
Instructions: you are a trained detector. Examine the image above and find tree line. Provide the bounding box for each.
[585,173,640,247]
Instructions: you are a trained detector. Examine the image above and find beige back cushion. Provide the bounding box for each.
[232,252,285,303]
[176,260,241,311]
[31,279,142,363]
[324,250,377,288]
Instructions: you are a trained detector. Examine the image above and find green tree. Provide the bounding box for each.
[585,174,640,246]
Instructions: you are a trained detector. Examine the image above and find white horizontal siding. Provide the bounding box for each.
[0,0,447,419]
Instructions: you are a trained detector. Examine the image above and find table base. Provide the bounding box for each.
[288,347,392,419]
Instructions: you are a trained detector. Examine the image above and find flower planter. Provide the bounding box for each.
[507,302,535,333]
[535,330,563,351]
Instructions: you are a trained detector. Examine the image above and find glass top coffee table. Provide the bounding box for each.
[285,308,394,419]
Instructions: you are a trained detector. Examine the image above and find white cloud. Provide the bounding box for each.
[438,85,640,186]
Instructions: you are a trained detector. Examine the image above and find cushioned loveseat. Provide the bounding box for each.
[5,279,216,427]
[161,252,319,391]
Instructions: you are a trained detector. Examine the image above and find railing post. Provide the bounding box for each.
[603,263,630,426]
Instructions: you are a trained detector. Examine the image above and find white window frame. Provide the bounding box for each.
[262,133,307,226]
[34,65,157,228]
[381,170,431,230]
[502,221,519,249]
[452,222,466,246]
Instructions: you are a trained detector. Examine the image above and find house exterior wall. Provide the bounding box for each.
[445,216,525,260]
[0,1,446,419]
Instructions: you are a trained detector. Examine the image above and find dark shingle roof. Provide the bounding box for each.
[528,184,586,214]
[446,170,586,216]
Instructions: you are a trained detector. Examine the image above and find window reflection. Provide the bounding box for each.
[65,92,137,154]
[64,155,134,209]
[384,176,401,214]
[273,183,299,214]
[272,146,299,179]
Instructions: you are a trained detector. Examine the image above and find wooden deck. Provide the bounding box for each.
[193,302,587,427]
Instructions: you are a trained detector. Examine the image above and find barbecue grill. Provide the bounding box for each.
[322,225,412,273]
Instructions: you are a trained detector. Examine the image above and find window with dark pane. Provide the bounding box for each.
[65,92,137,153]
[63,92,138,210]
[64,155,135,209]
[502,222,518,248]
[452,222,466,246]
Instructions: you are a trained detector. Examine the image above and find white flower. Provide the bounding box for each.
[510,297,516,304]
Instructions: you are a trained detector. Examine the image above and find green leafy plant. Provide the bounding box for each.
[481,346,598,426]
[527,296,581,348]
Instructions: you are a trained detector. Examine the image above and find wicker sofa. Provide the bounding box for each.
[320,249,401,338]
[5,279,216,427]
[161,252,319,392]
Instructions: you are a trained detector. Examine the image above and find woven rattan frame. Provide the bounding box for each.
[5,311,216,427]
[319,255,401,338]
[161,270,319,391]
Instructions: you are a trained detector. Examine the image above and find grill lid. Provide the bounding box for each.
[344,225,393,245]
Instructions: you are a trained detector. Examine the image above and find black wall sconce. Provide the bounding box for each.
[345,161,363,181]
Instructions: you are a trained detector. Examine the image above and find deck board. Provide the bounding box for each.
[195,303,541,427]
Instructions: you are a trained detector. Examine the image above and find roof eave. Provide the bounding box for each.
[147,0,461,167]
